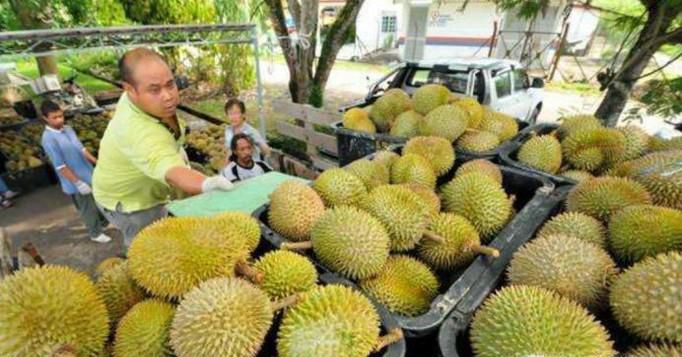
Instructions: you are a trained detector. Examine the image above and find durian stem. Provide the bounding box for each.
[471,244,500,258]
[374,328,404,352]
[423,231,445,243]
[281,241,313,250]
[271,294,300,311]
[235,260,265,284]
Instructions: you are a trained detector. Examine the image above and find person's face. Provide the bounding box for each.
[124,58,179,119]
[45,110,65,129]
[227,105,245,127]
[235,138,253,164]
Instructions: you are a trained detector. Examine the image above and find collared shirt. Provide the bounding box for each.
[92,93,187,212]
[41,125,93,195]
[221,160,272,182]
[225,123,266,160]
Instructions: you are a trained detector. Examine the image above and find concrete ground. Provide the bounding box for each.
[0,185,124,276]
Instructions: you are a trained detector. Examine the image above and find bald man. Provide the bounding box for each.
[93,48,233,248]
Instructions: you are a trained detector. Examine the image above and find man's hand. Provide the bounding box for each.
[201,175,234,193]
[75,180,92,195]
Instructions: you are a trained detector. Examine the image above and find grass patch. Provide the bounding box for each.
[15,60,116,94]
[545,81,601,96]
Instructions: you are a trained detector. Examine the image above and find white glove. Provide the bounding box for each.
[201,175,234,193]
[75,180,92,195]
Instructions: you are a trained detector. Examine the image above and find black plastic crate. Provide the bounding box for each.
[500,123,579,186]
[251,235,406,357]
[333,120,530,166]
[252,148,555,337]
[0,164,58,193]
[437,185,641,356]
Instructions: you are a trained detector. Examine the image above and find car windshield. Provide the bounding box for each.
[406,68,469,94]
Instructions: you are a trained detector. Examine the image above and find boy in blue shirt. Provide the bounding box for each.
[40,100,112,243]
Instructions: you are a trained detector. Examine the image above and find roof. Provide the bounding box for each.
[407,58,523,70]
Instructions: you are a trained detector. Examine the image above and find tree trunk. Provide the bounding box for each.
[9,1,60,77]
[594,2,676,126]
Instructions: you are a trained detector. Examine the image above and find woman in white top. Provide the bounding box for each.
[224,98,271,161]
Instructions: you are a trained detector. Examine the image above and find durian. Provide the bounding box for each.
[403,136,455,176]
[343,108,376,134]
[114,300,175,357]
[96,262,146,323]
[369,89,412,132]
[268,180,325,242]
[517,135,562,174]
[254,250,318,299]
[456,130,500,152]
[313,168,367,207]
[412,84,450,115]
[344,159,390,190]
[420,104,469,141]
[390,153,437,189]
[455,159,503,184]
[537,212,607,248]
[390,110,422,138]
[566,176,652,222]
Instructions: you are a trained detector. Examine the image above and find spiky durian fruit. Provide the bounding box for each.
[170,278,273,357]
[343,107,376,134]
[608,205,682,264]
[610,252,682,343]
[96,262,146,323]
[212,211,261,252]
[390,153,437,189]
[268,180,325,242]
[308,206,390,280]
[95,257,125,277]
[0,265,109,357]
[420,105,469,141]
[253,250,318,299]
[359,255,439,316]
[359,185,432,252]
[471,285,615,357]
[373,150,400,171]
[517,135,562,174]
[508,234,618,309]
[418,213,498,270]
[561,169,594,182]
[455,159,503,184]
[618,125,650,161]
[390,110,423,138]
[557,114,603,139]
[401,183,441,218]
[537,212,607,248]
[627,343,682,357]
[566,176,652,222]
[277,285,381,357]
[561,128,626,172]
[114,300,175,357]
[313,168,367,207]
[369,89,412,132]
[412,84,451,115]
[455,97,484,128]
[345,159,390,190]
[128,217,254,299]
[479,110,518,142]
[441,172,513,239]
[403,136,455,176]
[456,131,500,152]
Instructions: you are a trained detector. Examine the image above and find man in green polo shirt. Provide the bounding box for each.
[93,48,233,248]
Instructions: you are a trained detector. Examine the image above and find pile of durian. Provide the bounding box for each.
[0,125,45,172]
[516,114,682,186]
[0,114,25,127]
[268,136,516,318]
[0,211,403,357]
[468,168,681,356]
[342,84,519,153]
[70,112,112,155]
[185,124,229,173]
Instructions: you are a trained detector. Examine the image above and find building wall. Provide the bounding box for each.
[398,1,500,60]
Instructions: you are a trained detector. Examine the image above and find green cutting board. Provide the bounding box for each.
[167,172,309,217]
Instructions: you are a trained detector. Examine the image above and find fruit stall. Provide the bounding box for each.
[0,25,681,357]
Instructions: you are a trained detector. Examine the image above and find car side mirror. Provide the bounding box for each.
[531,77,544,88]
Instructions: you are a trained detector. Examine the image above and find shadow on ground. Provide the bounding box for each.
[0,185,123,276]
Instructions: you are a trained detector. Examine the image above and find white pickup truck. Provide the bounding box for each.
[347,58,545,124]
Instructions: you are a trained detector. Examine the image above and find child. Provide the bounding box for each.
[224,98,271,161]
[40,100,112,243]
[222,133,272,182]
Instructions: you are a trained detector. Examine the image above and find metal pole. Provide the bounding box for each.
[252,27,266,138]
[488,20,498,58]
[549,22,569,81]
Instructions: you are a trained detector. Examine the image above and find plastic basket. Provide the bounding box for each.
[437,185,640,356]
[500,123,580,186]
[252,147,555,337]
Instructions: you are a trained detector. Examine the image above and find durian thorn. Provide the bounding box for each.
[235,260,265,284]
[271,293,300,311]
[374,328,404,352]
[508,194,516,206]
[423,230,446,243]
[281,241,313,250]
[471,244,500,258]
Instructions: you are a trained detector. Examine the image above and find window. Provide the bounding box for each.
[495,71,512,98]
[406,69,469,94]
[381,16,397,33]
[513,69,529,91]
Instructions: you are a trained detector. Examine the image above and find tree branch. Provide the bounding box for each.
[654,27,682,46]
[286,0,301,30]
[263,0,296,70]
